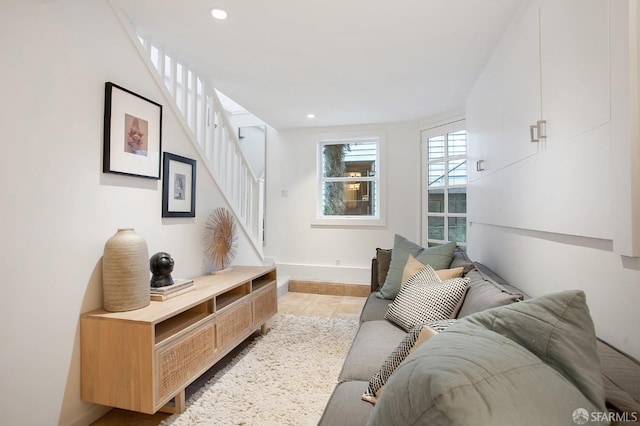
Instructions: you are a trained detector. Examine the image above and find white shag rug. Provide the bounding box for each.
[161,314,359,426]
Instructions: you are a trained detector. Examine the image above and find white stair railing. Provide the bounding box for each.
[112,13,264,257]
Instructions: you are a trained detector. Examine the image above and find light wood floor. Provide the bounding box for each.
[90,291,366,425]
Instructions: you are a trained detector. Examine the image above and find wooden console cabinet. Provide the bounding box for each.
[81,266,277,414]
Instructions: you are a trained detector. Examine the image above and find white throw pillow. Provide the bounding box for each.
[385,265,469,332]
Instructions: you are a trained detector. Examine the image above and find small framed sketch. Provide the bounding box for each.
[103,82,162,179]
[162,152,196,217]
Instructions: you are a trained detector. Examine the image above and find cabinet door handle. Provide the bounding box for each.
[530,120,547,143]
[537,120,547,141]
[530,124,539,143]
[476,160,485,172]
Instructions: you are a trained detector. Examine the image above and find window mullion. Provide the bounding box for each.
[443,126,449,241]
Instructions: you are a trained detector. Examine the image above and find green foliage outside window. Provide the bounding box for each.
[323,144,349,215]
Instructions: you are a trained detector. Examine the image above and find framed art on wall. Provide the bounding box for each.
[103,82,162,179]
[162,152,197,217]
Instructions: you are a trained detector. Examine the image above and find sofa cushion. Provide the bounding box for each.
[596,339,640,416]
[377,235,456,300]
[385,266,469,332]
[338,320,407,382]
[317,381,375,426]
[362,319,456,404]
[359,293,393,322]
[370,290,608,426]
[456,266,524,318]
[475,262,526,295]
[449,245,475,274]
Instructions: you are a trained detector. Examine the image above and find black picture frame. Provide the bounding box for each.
[162,152,196,217]
[103,82,162,179]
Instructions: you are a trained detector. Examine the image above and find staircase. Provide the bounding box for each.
[111,4,264,257]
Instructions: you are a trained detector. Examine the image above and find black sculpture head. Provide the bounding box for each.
[150,252,175,288]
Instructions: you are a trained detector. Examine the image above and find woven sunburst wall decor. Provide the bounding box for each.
[204,207,238,273]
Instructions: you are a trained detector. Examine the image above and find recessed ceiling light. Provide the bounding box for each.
[210,8,228,20]
[306,113,316,119]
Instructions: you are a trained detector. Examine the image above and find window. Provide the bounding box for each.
[421,123,467,248]
[316,136,384,226]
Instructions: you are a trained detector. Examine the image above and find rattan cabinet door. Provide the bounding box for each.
[155,317,216,403]
[216,300,253,352]
[252,282,277,327]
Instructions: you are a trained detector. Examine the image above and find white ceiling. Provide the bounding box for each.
[110,0,524,129]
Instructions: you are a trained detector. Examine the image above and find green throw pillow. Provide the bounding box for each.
[370,290,608,426]
[464,290,606,411]
[376,235,456,300]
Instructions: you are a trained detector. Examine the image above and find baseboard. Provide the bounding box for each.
[65,404,111,426]
[289,280,370,297]
[275,263,369,284]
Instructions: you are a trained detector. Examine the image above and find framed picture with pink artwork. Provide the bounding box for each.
[103,82,162,179]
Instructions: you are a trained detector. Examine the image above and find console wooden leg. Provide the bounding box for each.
[174,389,185,413]
[261,323,267,334]
[158,389,186,414]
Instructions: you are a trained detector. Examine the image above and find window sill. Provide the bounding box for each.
[311,216,386,228]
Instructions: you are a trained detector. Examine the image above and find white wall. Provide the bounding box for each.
[469,224,640,358]
[0,1,261,425]
[466,0,640,360]
[264,122,422,283]
[228,113,268,179]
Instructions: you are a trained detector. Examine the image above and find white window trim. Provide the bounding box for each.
[420,120,467,247]
[312,131,386,227]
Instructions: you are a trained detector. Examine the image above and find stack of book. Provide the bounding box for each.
[150,279,195,301]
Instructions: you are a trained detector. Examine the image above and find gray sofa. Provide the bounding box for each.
[318,247,640,425]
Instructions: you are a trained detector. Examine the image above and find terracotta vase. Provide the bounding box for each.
[102,228,150,312]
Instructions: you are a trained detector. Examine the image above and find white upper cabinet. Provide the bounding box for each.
[467,0,611,175]
[467,0,640,252]
[467,50,503,182]
[501,0,542,162]
[539,0,610,146]
[466,0,619,239]
[467,0,542,181]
